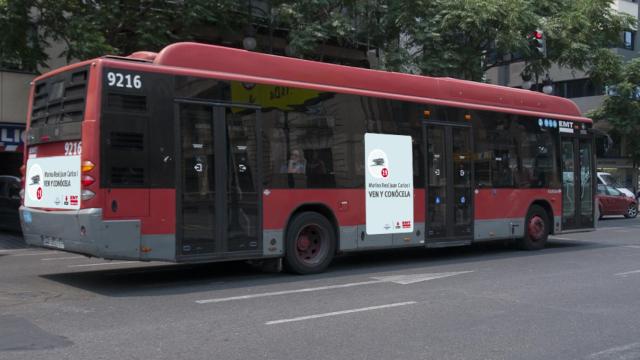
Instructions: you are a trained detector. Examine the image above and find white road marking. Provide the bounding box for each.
[371,271,474,285]
[41,256,86,261]
[615,269,640,277]
[588,342,640,359]
[68,261,135,268]
[0,249,26,254]
[196,271,473,304]
[623,245,640,249]
[265,301,417,325]
[9,251,61,256]
[550,237,576,240]
[197,280,382,304]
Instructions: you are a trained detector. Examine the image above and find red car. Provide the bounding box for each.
[597,184,638,219]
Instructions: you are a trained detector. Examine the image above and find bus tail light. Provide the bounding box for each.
[81,161,95,172]
[81,175,95,187]
[81,189,95,201]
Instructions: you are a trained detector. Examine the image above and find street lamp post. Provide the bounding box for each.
[242,0,274,53]
[541,73,554,94]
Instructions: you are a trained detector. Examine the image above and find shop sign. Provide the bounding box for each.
[0,123,25,152]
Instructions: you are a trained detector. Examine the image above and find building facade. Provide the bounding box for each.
[485,0,640,194]
[0,40,69,176]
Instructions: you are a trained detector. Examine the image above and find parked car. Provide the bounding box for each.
[0,175,22,232]
[597,184,638,219]
[597,172,635,199]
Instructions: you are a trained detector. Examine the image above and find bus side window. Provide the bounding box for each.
[261,93,367,190]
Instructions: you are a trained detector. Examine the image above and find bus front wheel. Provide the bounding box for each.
[517,205,549,250]
[284,212,336,274]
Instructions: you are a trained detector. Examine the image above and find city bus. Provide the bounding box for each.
[19,42,595,274]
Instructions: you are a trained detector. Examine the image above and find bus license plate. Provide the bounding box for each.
[43,236,65,249]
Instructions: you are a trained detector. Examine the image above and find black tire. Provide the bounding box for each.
[283,212,336,274]
[624,203,638,218]
[517,205,549,250]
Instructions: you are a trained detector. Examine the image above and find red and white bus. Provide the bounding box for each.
[20,42,595,274]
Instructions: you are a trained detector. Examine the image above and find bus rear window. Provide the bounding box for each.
[48,81,65,101]
[30,67,89,129]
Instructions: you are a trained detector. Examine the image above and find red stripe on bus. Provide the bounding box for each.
[263,188,425,230]
[263,188,560,230]
[474,188,561,220]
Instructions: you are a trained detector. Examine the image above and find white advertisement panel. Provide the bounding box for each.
[365,133,413,235]
[25,156,81,210]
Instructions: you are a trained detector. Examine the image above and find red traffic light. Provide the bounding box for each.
[533,31,543,39]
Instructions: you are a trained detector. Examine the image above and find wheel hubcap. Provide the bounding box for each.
[628,205,637,217]
[297,235,311,251]
[528,215,545,241]
[295,224,326,265]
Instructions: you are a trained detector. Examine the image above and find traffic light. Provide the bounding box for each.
[528,30,547,57]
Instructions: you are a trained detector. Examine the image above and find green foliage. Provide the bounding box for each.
[273,0,356,58]
[408,0,538,80]
[0,0,636,80]
[541,0,635,82]
[0,0,242,72]
[0,0,48,71]
[589,58,640,163]
[278,0,635,81]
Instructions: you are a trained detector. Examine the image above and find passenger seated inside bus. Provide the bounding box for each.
[281,149,306,174]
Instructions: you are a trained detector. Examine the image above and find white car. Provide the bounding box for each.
[597,172,635,199]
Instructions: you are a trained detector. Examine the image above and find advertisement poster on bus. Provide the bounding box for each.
[365,133,413,235]
[25,156,81,210]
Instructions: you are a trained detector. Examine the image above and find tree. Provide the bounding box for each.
[278,0,636,81]
[0,0,48,71]
[0,0,242,72]
[589,57,640,165]
[529,0,635,84]
[1,0,636,79]
[407,0,539,80]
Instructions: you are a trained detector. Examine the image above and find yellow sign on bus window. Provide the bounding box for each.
[231,82,320,111]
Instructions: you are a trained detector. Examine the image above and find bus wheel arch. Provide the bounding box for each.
[283,204,339,274]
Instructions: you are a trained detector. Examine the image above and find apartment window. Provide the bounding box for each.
[623,31,635,50]
[553,78,605,99]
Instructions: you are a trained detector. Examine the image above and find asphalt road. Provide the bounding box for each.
[1,217,640,360]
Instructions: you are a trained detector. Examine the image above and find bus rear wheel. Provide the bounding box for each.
[517,205,549,250]
[284,212,336,274]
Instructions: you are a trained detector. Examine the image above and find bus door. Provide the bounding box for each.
[176,101,261,259]
[424,123,474,244]
[561,131,595,230]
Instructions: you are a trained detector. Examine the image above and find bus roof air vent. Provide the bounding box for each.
[127,51,157,61]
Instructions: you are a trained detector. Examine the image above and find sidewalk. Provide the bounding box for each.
[0,231,26,250]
